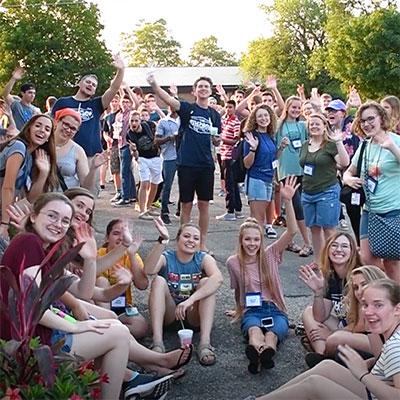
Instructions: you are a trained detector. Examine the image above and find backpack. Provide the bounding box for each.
[231,133,259,183]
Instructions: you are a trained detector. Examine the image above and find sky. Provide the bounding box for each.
[92,0,273,59]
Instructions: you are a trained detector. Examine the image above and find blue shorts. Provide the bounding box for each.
[241,301,289,343]
[360,209,400,240]
[301,183,341,228]
[246,177,273,201]
[51,329,73,353]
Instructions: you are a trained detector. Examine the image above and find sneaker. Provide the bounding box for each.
[161,214,171,225]
[114,199,130,206]
[305,352,328,369]
[121,373,172,399]
[110,192,122,203]
[152,200,161,209]
[235,211,245,219]
[147,208,160,217]
[239,183,245,194]
[218,189,225,197]
[265,226,277,239]
[129,198,137,204]
[339,219,349,230]
[216,212,236,221]
[138,211,154,220]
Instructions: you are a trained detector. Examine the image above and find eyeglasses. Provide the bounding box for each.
[39,211,71,228]
[359,115,377,126]
[331,242,351,251]
[61,121,79,134]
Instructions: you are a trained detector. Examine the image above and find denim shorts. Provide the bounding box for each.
[241,301,289,343]
[51,329,73,353]
[360,209,400,240]
[246,177,273,202]
[301,183,341,228]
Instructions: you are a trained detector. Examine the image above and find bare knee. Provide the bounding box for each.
[109,323,131,347]
[151,275,168,291]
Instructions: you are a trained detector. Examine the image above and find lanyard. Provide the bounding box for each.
[283,122,302,153]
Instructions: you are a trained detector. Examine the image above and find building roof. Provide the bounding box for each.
[125,66,243,88]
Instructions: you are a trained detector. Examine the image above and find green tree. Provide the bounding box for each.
[121,19,182,67]
[324,6,400,99]
[188,36,238,67]
[0,0,114,107]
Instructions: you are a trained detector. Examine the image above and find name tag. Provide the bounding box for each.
[292,139,302,149]
[351,192,361,205]
[367,176,378,194]
[111,296,126,308]
[209,127,219,136]
[272,159,279,169]
[25,175,32,191]
[245,292,262,308]
[304,163,315,176]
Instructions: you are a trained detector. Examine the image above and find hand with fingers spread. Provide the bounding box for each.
[299,264,325,294]
[215,84,226,97]
[74,222,97,261]
[112,265,133,286]
[11,66,26,81]
[169,84,178,97]
[244,132,259,150]
[154,216,169,241]
[91,151,109,169]
[337,344,369,381]
[6,202,32,231]
[266,75,278,90]
[328,129,344,143]
[279,175,300,202]
[35,149,51,175]
[112,53,125,70]
[296,84,305,97]
[126,232,143,256]
[146,71,156,86]
[73,319,112,334]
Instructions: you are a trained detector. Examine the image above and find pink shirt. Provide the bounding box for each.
[226,242,286,312]
[220,114,240,160]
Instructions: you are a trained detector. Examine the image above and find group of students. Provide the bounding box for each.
[0,60,399,400]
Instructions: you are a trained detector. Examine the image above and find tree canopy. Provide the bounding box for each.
[0,0,114,107]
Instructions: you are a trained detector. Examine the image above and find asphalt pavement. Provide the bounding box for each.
[93,178,316,400]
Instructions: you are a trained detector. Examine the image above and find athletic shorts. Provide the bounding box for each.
[177,166,214,203]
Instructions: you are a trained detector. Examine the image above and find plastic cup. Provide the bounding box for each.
[178,329,193,347]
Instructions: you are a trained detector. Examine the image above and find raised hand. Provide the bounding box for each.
[299,264,325,294]
[266,75,277,89]
[146,71,156,86]
[310,87,320,102]
[244,132,259,150]
[6,201,32,231]
[328,129,344,143]
[279,175,300,202]
[112,265,133,286]
[348,86,362,108]
[215,84,226,97]
[74,222,97,261]
[296,84,305,97]
[112,53,125,70]
[127,232,143,256]
[169,84,178,97]
[35,149,51,175]
[374,133,396,150]
[154,216,169,240]
[12,66,26,81]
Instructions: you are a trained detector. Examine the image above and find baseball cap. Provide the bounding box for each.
[325,99,346,112]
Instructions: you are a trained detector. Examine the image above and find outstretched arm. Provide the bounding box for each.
[1,67,25,105]
[147,73,180,111]
[102,54,125,110]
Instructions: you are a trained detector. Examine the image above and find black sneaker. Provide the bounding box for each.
[161,214,171,225]
[121,373,172,399]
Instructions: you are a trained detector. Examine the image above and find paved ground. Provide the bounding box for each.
[93,178,316,400]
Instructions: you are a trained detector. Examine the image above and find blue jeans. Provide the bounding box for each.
[120,145,136,201]
[161,159,177,214]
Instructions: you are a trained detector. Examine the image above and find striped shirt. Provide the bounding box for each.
[220,114,240,160]
[370,330,400,399]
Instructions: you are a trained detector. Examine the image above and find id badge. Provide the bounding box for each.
[111,295,126,308]
[245,292,262,308]
[292,139,302,149]
[25,175,32,191]
[367,176,378,194]
[351,192,361,205]
[303,163,315,176]
[272,159,279,169]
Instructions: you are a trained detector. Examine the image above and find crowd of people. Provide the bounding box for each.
[0,56,399,400]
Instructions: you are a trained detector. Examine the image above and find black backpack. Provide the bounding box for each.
[231,133,259,183]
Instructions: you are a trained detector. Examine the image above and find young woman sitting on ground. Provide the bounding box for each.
[145,218,223,366]
[226,176,299,373]
[300,232,361,355]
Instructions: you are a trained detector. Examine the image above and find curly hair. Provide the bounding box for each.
[353,101,391,137]
[243,104,277,135]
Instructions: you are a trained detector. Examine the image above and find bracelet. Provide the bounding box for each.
[0,221,9,226]
[359,372,369,382]
[157,236,169,245]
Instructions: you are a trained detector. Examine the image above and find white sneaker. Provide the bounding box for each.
[216,213,236,221]
[339,219,349,230]
[235,211,245,219]
[265,226,277,239]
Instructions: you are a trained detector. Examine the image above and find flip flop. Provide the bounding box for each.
[260,347,275,369]
[172,345,193,370]
[245,345,260,374]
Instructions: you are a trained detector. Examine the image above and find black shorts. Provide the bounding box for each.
[178,166,214,203]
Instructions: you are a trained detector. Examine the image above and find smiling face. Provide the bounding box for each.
[359,106,382,137]
[70,195,94,227]
[56,115,80,143]
[193,79,212,101]
[308,115,326,137]
[106,221,125,249]
[255,108,271,131]
[177,226,201,254]
[361,286,400,335]
[29,116,53,147]
[302,102,314,118]
[351,273,368,303]
[30,200,72,245]
[287,100,302,120]
[328,235,351,267]
[241,227,262,258]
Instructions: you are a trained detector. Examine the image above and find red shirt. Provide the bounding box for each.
[220,114,240,160]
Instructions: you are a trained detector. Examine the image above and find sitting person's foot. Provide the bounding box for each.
[162,345,193,370]
[259,346,276,369]
[245,344,260,374]
[198,343,216,366]
[121,372,172,400]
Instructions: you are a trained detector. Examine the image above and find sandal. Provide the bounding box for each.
[299,245,314,257]
[172,345,193,370]
[150,342,165,353]
[286,242,302,253]
[197,343,216,366]
[245,345,260,374]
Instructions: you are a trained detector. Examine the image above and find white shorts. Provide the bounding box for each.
[138,156,163,184]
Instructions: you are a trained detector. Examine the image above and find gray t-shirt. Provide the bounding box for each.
[11,100,39,130]
[156,116,180,161]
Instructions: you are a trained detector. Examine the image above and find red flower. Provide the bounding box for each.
[99,373,110,384]
[69,394,83,400]
[90,387,101,399]
[4,388,22,400]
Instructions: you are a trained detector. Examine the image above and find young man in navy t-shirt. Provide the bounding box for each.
[147,73,221,252]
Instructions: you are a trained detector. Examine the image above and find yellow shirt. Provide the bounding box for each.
[97,247,144,306]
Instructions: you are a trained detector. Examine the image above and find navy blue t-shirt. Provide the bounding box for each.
[52,96,104,157]
[177,101,221,168]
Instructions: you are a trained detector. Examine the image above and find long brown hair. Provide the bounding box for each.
[353,101,391,138]
[64,187,95,225]
[243,104,276,136]
[234,218,286,321]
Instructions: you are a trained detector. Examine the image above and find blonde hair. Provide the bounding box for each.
[277,95,302,131]
[233,218,286,321]
[381,96,400,131]
[307,112,334,147]
[344,265,387,331]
